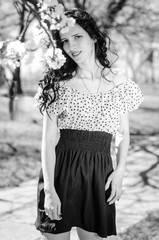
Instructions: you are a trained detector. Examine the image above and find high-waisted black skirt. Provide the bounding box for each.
[35,129,117,238]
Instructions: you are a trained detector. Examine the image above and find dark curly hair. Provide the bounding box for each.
[37,8,118,114]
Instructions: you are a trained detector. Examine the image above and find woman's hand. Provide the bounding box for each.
[44,189,62,221]
[105,168,124,205]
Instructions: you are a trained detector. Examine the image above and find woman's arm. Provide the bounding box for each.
[41,111,61,220]
[115,112,130,172]
[105,112,130,205]
[42,111,58,191]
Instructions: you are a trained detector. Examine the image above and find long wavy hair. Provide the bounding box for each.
[37,8,118,114]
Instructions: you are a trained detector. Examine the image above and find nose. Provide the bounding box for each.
[68,40,77,52]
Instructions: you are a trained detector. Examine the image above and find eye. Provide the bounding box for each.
[62,39,68,44]
[74,35,82,40]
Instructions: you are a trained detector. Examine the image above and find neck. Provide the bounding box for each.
[77,48,102,81]
[77,60,102,81]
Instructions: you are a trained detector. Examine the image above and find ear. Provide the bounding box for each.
[93,38,97,43]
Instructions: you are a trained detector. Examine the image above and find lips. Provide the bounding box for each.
[71,51,82,57]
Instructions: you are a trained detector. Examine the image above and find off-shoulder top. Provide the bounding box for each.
[34,75,144,136]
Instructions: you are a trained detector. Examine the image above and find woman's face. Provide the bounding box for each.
[59,24,95,65]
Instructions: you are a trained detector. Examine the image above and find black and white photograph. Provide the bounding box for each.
[0,0,159,240]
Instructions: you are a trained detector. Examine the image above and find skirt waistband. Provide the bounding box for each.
[57,129,112,153]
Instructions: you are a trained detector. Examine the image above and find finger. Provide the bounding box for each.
[49,211,54,220]
[45,207,49,216]
[109,195,119,205]
[109,190,122,205]
[57,204,62,220]
[52,206,59,220]
[57,203,61,216]
[45,207,54,220]
[116,191,122,201]
[45,210,53,220]
[107,188,116,203]
[105,177,112,191]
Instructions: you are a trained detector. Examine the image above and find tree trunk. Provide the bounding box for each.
[148,50,155,83]
[9,66,22,120]
[9,80,17,120]
[13,66,23,94]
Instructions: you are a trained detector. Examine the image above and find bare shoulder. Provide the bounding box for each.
[111,68,127,87]
[59,79,71,89]
[59,80,66,87]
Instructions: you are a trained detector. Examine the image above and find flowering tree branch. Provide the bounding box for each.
[0,0,75,70]
[25,0,55,46]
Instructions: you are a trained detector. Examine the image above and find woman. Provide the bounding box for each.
[34,8,144,240]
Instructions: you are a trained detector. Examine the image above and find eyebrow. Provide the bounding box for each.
[61,33,83,41]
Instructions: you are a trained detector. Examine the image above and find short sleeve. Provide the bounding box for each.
[34,86,69,116]
[46,88,68,115]
[117,79,144,115]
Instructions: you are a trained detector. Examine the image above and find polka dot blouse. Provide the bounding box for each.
[35,77,144,136]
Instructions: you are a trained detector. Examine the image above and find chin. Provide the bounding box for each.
[74,56,88,65]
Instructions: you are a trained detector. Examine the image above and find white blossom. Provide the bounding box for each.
[7,58,20,69]
[25,40,37,51]
[60,17,75,34]
[54,4,64,16]
[39,0,58,12]
[67,17,76,28]
[6,40,26,59]
[0,40,26,69]
[59,14,67,28]
[39,0,75,34]
[44,47,66,69]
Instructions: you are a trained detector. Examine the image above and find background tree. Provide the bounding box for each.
[0,0,38,119]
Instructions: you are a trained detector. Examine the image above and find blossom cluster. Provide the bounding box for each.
[44,47,66,69]
[0,40,26,69]
[0,0,75,70]
[29,24,66,69]
[34,0,75,69]
[38,0,75,34]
